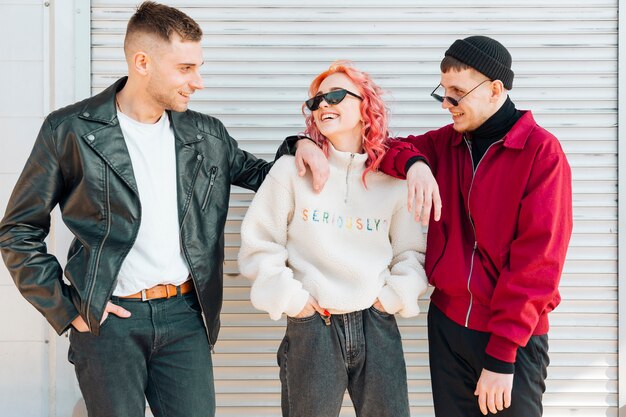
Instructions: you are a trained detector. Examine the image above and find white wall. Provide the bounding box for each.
[0,1,90,416]
[0,2,51,417]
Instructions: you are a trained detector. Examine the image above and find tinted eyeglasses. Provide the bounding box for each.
[305,89,363,111]
[430,79,491,107]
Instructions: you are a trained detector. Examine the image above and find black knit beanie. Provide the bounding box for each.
[445,36,514,90]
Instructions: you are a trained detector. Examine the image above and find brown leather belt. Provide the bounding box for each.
[120,280,194,301]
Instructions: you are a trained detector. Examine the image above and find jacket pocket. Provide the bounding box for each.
[65,241,87,288]
[524,334,550,369]
[201,166,218,211]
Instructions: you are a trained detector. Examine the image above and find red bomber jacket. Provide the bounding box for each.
[380,111,573,363]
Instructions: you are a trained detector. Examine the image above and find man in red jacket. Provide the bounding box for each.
[295,35,572,416]
[377,36,572,416]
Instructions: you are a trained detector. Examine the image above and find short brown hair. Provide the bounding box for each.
[440,56,472,73]
[125,1,202,49]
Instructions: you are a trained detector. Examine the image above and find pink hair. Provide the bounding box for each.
[302,61,389,185]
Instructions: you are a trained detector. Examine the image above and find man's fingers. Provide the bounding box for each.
[477,391,488,416]
[475,369,513,415]
[495,389,505,411]
[407,183,415,214]
[311,165,329,193]
[72,315,90,332]
[294,139,329,191]
[295,153,307,177]
[413,190,424,223]
[405,161,440,223]
[295,155,330,190]
[421,192,433,227]
[432,186,442,221]
[99,311,109,324]
[106,302,131,318]
[487,391,498,414]
[503,388,512,409]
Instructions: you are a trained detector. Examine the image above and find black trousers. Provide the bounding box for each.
[428,303,549,417]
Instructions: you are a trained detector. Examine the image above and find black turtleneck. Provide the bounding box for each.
[403,97,522,174]
[467,96,521,169]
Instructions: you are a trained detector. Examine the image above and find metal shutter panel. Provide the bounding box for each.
[90,2,618,416]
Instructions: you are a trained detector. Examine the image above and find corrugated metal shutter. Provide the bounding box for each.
[90,2,618,416]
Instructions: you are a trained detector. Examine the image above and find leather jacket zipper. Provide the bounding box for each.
[201,166,218,211]
[463,137,503,327]
[86,166,112,330]
[178,154,215,349]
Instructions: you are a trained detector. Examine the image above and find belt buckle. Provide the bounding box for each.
[141,289,148,301]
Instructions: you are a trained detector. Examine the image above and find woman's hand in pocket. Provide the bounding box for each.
[293,296,324,318]
[372,298,387,313]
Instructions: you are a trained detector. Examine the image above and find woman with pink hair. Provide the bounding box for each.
[238,61,427,417]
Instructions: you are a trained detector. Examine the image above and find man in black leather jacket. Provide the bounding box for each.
[0,2,323,416]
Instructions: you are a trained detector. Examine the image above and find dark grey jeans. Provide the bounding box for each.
[68,292,215,417]
[277,307,410,417]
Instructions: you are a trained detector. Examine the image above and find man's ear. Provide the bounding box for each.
[490,80,505,102]
[133,51,150,75]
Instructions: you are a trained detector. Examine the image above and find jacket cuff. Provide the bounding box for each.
[404,156,429,176]
[62,313,81,335]
[50,295,82,336]
[277,135,317,158]
[485,334,519,363]
[483,354,515,374]
[394,148,426,178]
[283,288,311,318]
[377,285,403,315]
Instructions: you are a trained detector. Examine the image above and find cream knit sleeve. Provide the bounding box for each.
[377,199,428,318]
[237,160,310,321]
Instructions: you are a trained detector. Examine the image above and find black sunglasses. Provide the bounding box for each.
[430,79,491,107]
[305,89,363,111]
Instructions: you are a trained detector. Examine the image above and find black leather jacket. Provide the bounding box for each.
[0,77,287,347]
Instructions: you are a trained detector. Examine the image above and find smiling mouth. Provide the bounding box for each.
[320,112,338,121]
[179,91,191,98]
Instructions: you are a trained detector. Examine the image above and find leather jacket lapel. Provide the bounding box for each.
[81,124,139,195]
[78,77,139,195]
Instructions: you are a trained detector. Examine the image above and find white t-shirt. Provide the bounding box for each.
[113,110,189,296]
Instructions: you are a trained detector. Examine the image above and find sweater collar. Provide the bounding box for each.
[327,141,368,172]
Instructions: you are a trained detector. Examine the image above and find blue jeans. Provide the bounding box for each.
[68,292,215,417]
[277,307,410,417]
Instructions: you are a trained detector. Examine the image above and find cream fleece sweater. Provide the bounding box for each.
[238,144,428,320]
